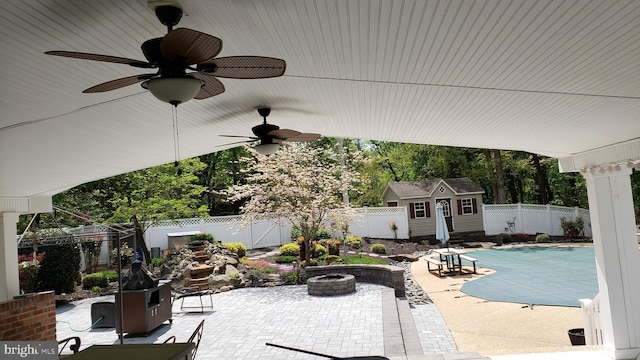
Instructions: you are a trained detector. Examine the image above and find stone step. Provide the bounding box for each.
[190,265,214,278]
[184,277,210,289]
[193,254,210,262]
[186,242,207,252]
[382,289,426,357]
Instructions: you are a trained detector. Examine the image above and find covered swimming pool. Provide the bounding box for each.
[460,246,598,307]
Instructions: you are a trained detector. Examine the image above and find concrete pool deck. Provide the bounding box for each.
[411,243,605,358]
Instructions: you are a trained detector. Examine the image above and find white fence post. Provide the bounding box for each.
[546,204,552,235]
[516,203,523,233]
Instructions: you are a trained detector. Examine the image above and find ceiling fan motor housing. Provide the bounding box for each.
[154,5,183,29]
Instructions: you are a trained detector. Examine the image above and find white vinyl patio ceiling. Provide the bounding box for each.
[1,0,639,198]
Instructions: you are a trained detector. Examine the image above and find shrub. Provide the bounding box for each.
[222,242,247,257]
[280,271,299,284]
[513,233,530,242]
[344,235,362,248]
[535,233,551,243]
[300,259,318,267]
[279,242,300,257]
[151,257,164,267]
[82,272,108,289]
[325,239,341,256]
[494,233,511,245]
[18,252,45,294]
[190,233,216,243]
[313,244,327,258]
[371,243,386,254]
[560,217,584,240]
[296,237,308,260]
[324,255,343,264]
[92,286,102,293]
[291,227,334,241]
[99,270,118,283]
[316,227,334,240]
[275,255,298,264]
[37,242,82,294]
[242,259,278,285]
[290,227,302,241]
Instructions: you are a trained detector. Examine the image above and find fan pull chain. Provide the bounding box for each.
[172,105,183,175]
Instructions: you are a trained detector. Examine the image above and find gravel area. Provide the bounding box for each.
[391,251,432,305]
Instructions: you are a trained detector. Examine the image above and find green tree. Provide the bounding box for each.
[198,147,251,215]
[107,159,209,263]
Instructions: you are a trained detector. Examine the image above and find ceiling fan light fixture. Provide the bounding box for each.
[254,143,280,156]
[142,77,203,105]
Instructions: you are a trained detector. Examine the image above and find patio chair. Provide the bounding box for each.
[58,336,81,358]
[162,319,205,360]
[173,278,214,313]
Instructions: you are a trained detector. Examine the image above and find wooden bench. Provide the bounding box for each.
[425,257,444,277]
[459,254,478,273]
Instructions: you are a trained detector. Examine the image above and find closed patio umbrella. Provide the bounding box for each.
[435,202,450,249]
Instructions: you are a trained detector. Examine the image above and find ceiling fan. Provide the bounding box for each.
[44,3,286,105]
[220,107,321,155]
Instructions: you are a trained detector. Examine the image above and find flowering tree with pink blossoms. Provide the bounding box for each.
[224,143,362,264]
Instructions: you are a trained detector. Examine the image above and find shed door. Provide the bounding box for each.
[436,198,453,232]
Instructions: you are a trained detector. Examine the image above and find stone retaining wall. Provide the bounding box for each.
[305,264,405,297]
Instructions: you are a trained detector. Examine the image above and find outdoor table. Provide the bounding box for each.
[433,248,466,275]
[63,343,194,360]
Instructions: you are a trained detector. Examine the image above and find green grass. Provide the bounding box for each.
[340,254,388,265]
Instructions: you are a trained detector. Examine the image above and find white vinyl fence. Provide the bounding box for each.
[144,206,409,251]
[482,203,591,237]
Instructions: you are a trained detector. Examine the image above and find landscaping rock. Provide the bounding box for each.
[225,264,240,277]
[388,254,420,262]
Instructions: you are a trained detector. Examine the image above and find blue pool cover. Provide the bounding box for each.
[460,246,598,307]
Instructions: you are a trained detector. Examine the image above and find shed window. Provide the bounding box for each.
[413,202,426,218]
[459,198,477,215]
[461,199,473,214]
[387,201,398,207]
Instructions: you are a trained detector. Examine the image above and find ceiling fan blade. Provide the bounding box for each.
[284,133,322,142]
[197,56,286,79]
[161,28,222,64]
[217,139,257,147]
[269,129,301,140]
[191,73,225,99]
[45,51,154,68]
[220,135,259,140]
[83,74,155,93]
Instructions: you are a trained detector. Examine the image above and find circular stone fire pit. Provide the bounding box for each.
[307,273,356,296]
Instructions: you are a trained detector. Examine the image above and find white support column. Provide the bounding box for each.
[0,212,21,302]
[583,167,640,360]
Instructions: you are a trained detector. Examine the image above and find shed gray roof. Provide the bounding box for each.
[385,178,484,199]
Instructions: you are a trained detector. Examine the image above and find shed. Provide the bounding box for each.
[380,178,485,237]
